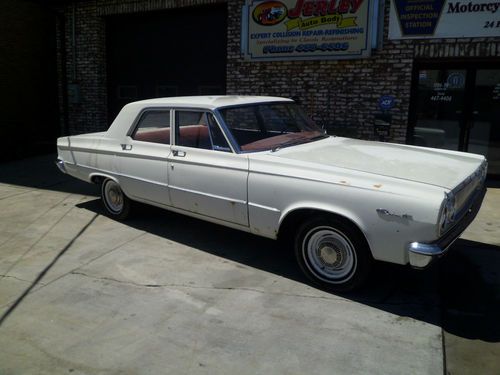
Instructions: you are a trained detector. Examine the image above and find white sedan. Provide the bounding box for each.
[56,96,487,291]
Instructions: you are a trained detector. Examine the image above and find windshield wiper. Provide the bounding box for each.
[271,134,329,152]
[308,134,329,141]
[271,139,308,152]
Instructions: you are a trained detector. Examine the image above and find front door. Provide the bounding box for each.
[167,109,249,227]
[409,62,500,176]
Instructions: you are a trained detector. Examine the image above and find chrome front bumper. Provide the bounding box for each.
[408,185,487,268]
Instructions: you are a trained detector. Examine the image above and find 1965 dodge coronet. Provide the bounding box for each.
[56,96,487,291]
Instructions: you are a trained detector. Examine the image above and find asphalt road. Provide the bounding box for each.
[0,154,498,374]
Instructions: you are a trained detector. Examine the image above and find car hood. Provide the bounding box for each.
[269,137,484,189]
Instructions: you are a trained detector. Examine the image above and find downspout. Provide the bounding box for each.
[58,12,69,136]
[71,1,76,82]
[30,0,70,137]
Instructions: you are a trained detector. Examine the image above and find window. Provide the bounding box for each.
[132,110,171,145]
[175,110,231,152]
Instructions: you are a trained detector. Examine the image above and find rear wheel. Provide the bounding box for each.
[101,178,131,220]
[294,216,372,292]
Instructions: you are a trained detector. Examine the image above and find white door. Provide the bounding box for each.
[116,109,172,206]
[167,110,249,226]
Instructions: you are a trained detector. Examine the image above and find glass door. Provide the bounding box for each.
[409,63,500,177]
[411,69,467,151]
[468,70,500,176]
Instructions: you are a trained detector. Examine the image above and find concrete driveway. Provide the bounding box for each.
[0,155,499,375]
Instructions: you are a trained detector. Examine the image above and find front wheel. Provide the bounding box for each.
[294,216,372,292]
[101,178,131,220]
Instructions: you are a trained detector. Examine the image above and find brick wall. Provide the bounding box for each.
[226,0,500,142]
[59,0,226,134]
[60,0,500,142]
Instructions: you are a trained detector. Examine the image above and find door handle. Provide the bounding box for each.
[121,144,133,151]
[172,150,186,157]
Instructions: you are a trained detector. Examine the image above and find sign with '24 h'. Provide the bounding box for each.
[242,0,375,61]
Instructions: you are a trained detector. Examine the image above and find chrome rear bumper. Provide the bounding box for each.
[408,185,486,268]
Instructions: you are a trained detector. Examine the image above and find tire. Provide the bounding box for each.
[101,178,131,220]
[294,216,372,292]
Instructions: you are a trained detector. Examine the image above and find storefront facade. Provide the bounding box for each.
[54,0,500,174]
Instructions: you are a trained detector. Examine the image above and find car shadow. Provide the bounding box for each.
[76,198,500,342]
[439,239,500,342]
[0,154,99,197]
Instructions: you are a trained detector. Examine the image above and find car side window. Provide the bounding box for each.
[132,110,171,145]
[175,111,231,152]
[207,113,232,152]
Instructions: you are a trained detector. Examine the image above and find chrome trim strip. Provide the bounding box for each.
[64,162,169,188]
[169,185,247,205]
[117,173,169,188]
[167,156,248,173]
[57,146,170,161]
[248,202,281,213]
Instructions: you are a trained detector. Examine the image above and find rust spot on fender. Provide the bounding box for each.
[373,184,383,189]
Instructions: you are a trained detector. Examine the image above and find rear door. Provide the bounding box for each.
[167,109,249,226]
[116,109,172,206]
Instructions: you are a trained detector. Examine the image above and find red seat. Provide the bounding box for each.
[134,128,171,144]
[178,125,211,149]
[133,125,211,150]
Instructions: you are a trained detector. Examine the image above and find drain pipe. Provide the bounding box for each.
[67,1,81,107]
[71,2,76,82]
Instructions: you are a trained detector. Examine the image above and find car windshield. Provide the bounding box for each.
[218,102,328,152]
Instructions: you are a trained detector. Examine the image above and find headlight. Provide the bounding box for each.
[439,192,456,235]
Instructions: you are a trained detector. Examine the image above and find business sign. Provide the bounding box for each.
[378,95,396,110]
[242,0,375,61]
[389,0,500,39]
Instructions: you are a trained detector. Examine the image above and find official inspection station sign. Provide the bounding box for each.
[389,0,500,39]
[242,0,374,61]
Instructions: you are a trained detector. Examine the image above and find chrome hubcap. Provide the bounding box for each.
[104,181,124,213]
[303,226,357,283]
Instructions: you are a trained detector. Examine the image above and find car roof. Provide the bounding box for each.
[130,95,294,110]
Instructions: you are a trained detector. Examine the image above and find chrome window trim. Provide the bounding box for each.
[171,108,237,154]
[212,109,242,153]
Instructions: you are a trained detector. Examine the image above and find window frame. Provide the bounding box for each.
[127,108,173,145]
[172,108,236,153]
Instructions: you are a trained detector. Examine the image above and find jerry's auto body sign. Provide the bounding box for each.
[389,0,500,39]
[242,0,374,60]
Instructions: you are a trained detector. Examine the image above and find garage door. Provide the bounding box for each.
[106,5,227,120]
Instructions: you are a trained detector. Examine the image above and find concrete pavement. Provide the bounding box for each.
[0,154,498,374]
